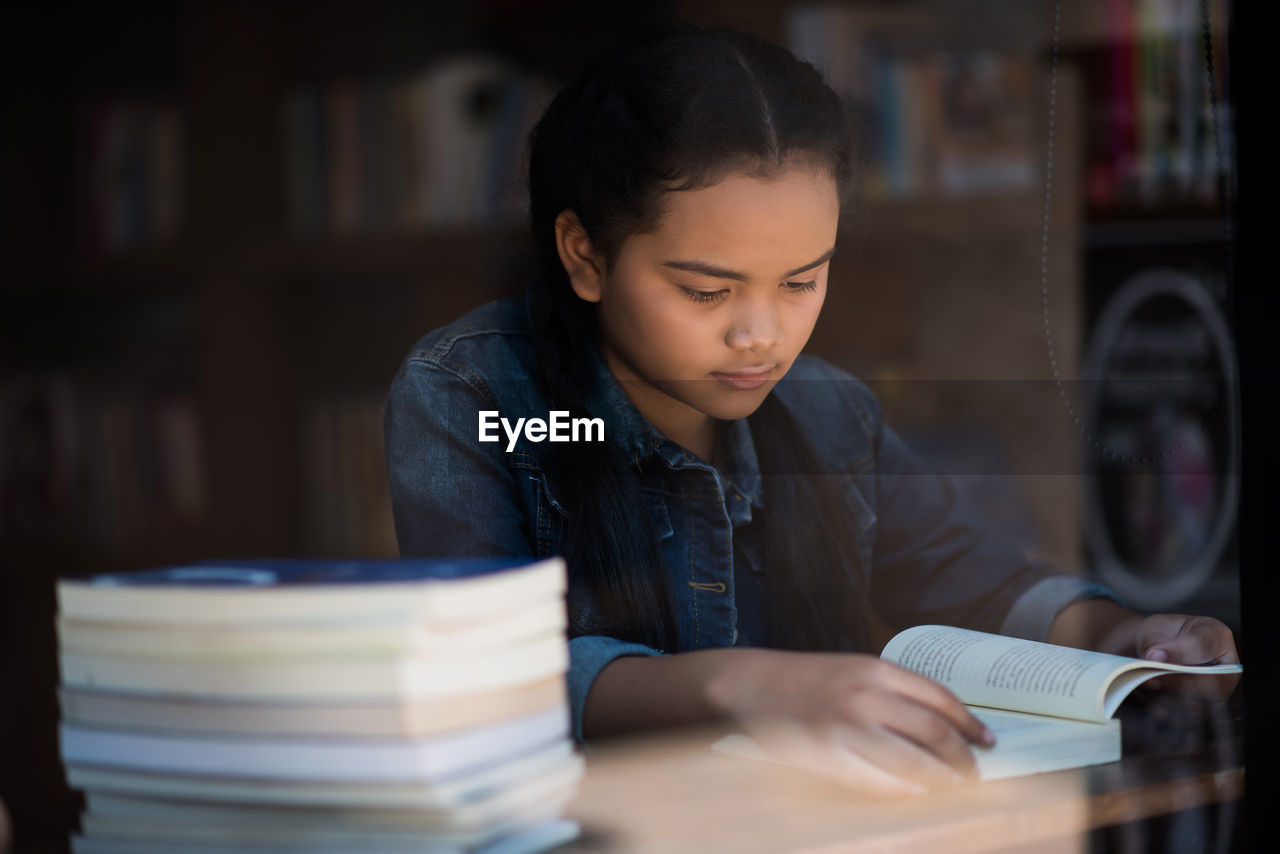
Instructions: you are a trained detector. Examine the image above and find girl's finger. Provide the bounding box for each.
[874,695,980,780]
[1136,613,1190,653]
[878,661,994,748]
[828,719,971,790]
[1144,617,1237,666]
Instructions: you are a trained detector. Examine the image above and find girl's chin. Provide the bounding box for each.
[698,387,774,420]
[651,379,775,422]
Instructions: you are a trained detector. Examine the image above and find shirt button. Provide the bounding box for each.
[734,492,745,501]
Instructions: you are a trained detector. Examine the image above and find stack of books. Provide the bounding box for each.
[55,556,582,854]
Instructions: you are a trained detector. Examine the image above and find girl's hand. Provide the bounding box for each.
[707,649,993,795]
[1135,613,1241,699]
[1050,600,1240,699]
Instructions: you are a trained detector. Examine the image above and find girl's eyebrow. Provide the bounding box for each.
[661,246,836,282]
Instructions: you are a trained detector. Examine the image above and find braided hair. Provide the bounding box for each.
[524,23,868,653]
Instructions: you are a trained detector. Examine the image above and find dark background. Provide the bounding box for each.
[2,2,1255,852]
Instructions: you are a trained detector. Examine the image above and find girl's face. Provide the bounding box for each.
[576,162,840,452]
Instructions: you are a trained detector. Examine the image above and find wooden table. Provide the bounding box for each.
[562,691,1244,854]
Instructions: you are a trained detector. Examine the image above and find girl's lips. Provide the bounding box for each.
[712,368,772,390]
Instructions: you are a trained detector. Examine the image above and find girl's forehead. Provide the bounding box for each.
[642,167,839,253]
[665,164,835,214]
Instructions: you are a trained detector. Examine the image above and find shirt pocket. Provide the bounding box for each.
[641,487,675,541]
[528,470,567,560]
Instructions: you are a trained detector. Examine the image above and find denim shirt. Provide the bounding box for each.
[384,293,1117,742]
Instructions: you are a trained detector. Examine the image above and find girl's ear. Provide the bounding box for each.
[554,210,605,303]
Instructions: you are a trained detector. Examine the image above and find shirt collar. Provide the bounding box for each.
[715,416,764,509]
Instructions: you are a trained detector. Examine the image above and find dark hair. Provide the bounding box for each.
[525,23,868,653]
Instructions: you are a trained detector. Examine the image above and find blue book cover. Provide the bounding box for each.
[58,557,566,623]
[82,556,551,589]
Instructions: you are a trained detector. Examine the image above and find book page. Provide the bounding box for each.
[881,625,1137,721]
[966,707,1120,780]
[710,707,1121,782]
[882,625,1240,722]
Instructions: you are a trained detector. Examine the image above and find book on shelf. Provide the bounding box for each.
[712,624,1241,781]
[413,53,509,228]
[0,377,206,548]
[786,4,1035,200]
[283,89,328,234]
[300,395,398,558]
[1084,0,1230,210]
[55,555,582,854]
[932,52,1035,196]
[284,54,556,235]
[326,80,363,234]
[74,96,183,251]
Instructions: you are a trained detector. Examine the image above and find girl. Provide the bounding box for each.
[384,24,1238,794]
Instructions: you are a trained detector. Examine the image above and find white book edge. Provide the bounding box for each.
[65,740,577,808]
[57,595,567,660]
[58,676,568,740]
[71,817,581,854]
[60,706,569,782]
[79,796,572,849]
[60,635,568,700]
[82,757,583,832]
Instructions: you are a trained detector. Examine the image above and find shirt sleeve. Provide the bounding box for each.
[566,636,666,744]
[384,356,534,558]
[385,356,665,742]
[862,393,1123,643]
[998,575,1125,641]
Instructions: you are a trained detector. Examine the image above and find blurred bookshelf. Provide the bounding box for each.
[1056,0,1239,634]
[0,0,1093,568]
[0,1,1234,852]
[1054,0,1231,222]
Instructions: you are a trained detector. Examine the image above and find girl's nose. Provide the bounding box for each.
[725,297,780,351]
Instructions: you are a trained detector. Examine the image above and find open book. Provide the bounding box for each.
[712,625,1242,781]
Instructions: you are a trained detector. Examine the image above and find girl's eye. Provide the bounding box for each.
[680,287,728,304]
[783,279,819,294]
[679,280,818,303]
